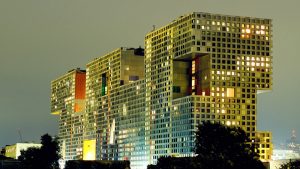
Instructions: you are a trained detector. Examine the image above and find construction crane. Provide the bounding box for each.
[18,129,23,142]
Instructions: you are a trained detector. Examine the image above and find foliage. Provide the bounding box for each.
[148,122,266,169]
[279,160,300,169]
[195,121,265,169]
[147,164,158,169]
[65,160,130,169]
[18,134,60,169]
[148,156,198,169]
[18,147,41,169]
[40,134,61,169]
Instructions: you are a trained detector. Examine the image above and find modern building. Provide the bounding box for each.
[4,143,41,159]
[51,12,273,169]
[83,47,145,165]
[144,12,272,164]
[51,68,86,160]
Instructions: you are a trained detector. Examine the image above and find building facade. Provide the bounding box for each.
[4,143,41,159]
[83,47,145,166]
[144,12,272,163]
[51,68,86,160]
[51,12,273,169]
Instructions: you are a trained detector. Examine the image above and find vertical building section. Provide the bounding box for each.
[145,12,273,162]
[113,80,147,168]
[84,47,145,167]
[51,68,86,160]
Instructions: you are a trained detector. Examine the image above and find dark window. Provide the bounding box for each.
[129,76,139,81]
[173,86,181,93]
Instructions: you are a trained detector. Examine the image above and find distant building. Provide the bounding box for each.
[272,149,300,160]
[4,143,41,159]
[51,12,273,169]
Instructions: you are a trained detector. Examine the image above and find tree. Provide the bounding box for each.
[18,147,41,169]
[40,134,60,169]
[64,160,130,169]
[150,156,198,169]
[279,159,300,169]
[195,121,265,169]
[18,134,60,169]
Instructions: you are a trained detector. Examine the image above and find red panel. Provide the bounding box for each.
[75,72,86,99]
[205,88,210,96]
[195,57,202,95]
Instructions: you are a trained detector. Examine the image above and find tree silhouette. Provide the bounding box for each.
[18,134,60,169]
[18,147,41,169]
[151,156,197,169]
[195,121,265,169]
[40,134,60,169]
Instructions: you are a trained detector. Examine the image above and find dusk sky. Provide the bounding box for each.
[0,0,299,147]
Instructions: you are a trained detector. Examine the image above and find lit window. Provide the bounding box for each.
[227,88,234,97]
[192,60,195,74]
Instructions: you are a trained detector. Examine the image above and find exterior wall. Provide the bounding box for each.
[84,47,145,165]
[272,149,300,160]
[4,145,16,159]
[51,69,86,160]
[5,143,41,159]
[113,80,147,169]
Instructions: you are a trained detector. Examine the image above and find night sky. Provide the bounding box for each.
[1,0,299,148]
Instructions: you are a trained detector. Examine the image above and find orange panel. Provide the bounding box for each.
[75,72,86,99]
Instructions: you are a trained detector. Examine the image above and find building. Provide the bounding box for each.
[51,68,86,160]
[51,12,273,169]
[272,149,300,160]
[83,47,145,166]
[144,12,272,164]
[4,143,41,159]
